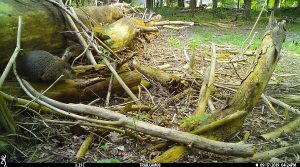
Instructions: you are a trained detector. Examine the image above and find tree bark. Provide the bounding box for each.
[274,0,280,8]
[190,0,197,11]
[146,0,154,9]
[198,0,202,7]
[0,0,67,67]
[160,0,163,7]
[213,0,218,8]
[178,0,185,8]
[4,70,143,103]
[244,0,252,19]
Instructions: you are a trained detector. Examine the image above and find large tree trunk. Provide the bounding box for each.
[244,0,251,19]
[178,0,185,8]
[146,0,154,8]
[160,0,163,7]
[92,17,147,51]
[198,0,202,7]
[4,70,143,103]
[0,0,67,67]
[274,0,280,8]
[0,1,136,68]
[213,0,218,8]
[74,6,124,26]
[190,0,197,11]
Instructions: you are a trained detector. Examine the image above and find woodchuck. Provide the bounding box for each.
[16,50,75,82]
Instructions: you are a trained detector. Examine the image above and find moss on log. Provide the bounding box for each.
[93,17,147,50]
[4,71,142,103]
[75,6,124,26]
[0,0,67,67]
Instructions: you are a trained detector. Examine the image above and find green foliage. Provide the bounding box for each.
[97,159,122,163]
[103,49,111,56]
[178,106,188,112]
[167,37,181,47]
[188,37,200,49]
[179,113,211,128]
[98,144,111,151]
[98,59,105,64]
[0,135,11,153]
[131,0,140,8]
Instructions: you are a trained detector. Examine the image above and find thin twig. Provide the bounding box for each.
[94,35,122,61]
[0,16,22,88]
[56,0,97,65]
[140,83,155,105]
[105,64,116,107]
[241,1,266,47]
[261,93,279,115]
[241,31,258,56]
[266,95,300,115]
[71,34,93,67]
[17,124,43,142]
[45,119,125,134]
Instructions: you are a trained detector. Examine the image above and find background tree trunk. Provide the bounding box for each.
[244,0,252,19]
[213,0,218,8]
[274,0,280,8]
[190,0,197,9]
[198,0,202,7]
[146,0,154,8]
[178,0,185,8]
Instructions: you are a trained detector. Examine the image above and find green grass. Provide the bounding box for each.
[155,7,300,54]
[167,36,181,47]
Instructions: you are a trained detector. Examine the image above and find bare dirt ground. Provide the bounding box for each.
[12,26,300,163]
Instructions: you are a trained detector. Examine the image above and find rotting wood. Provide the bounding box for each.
[266,95,300,115]
[47,0,141,104]
[261,116,300,140]
[194,43,216,115]
[132,61,182,89]
[227,143,300,163]
[76,134,94,161]
[0,0,67,67]
[4,71,142,103]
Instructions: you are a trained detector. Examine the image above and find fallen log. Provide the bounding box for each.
[227,143,300,162]
[0,0,67,67]
[74,6,124,26]
[261,116,300,140]
[271,94,300,107]
[4,70,142,103]
[92,17,151,51]
[0,1,143,68]
[132,61,182,89]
